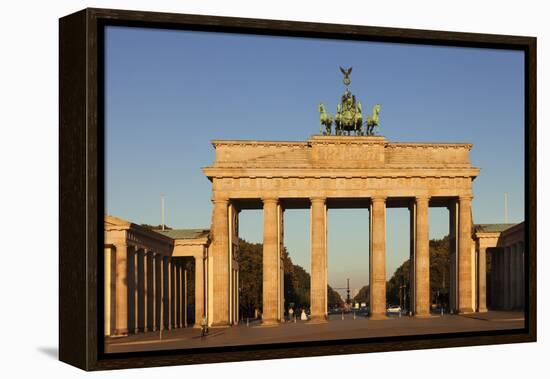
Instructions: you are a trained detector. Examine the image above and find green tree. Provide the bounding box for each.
[238,239,263,318]
[353,284,370,304]
[386,260,411,308]
[428,235,451,307]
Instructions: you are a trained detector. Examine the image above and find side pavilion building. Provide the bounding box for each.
[103,215,211,336]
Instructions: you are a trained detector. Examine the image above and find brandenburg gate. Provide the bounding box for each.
[202,135,480,325]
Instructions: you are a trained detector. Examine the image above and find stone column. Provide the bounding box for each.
[211,198,230,326]
[163,256,171,330]
[171,259,176,328]
[104,247,116,336]
[448,200,459,313]
[114,243,129,335]
[478,246,488,312]
[175,262,181,328]
[408,201,416,314]
[194,253,205,327]
[137,249,146,332]
[310,197,327,322]
[415,196,430,317]
[262,197,280,324]
[133,249,140,333]
[458,196,474,313]
[155,254,162,331]
[147,252,154,331]
[370,196,387,319]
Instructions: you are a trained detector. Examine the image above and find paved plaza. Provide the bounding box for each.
[105,311,524,353]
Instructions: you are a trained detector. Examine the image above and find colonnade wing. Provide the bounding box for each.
[103,245,190,336]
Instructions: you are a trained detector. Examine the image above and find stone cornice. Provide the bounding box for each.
[387,142,473,150]
[202,167,480,179]
[105,215,174,245]
[211,138,472,150]
[309,135,387,146]
[174,237,210,247]
[212,140,307,148]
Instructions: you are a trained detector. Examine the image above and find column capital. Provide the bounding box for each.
[415,195,430,203]
[371,196,386,204]
[115,242,128,253]
[262,197,279,205]
[310,196,326,204]
[211,197,229,205]
[458,195,473,202]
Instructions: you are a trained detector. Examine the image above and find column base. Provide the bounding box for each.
[477,308,488,313]
[308,316,328,324]
[369,313,388,320]
[459,307,474,313]
[113,329,128,337]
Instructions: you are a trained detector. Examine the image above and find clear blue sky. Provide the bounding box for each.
[105,26,524,295]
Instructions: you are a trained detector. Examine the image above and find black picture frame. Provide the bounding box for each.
[59,7,537,371]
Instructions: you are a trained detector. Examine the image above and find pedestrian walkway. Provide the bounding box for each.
[105,311,524,353]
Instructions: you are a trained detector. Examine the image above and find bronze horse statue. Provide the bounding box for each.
[318,103,333,135]
[365,104,381,136]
